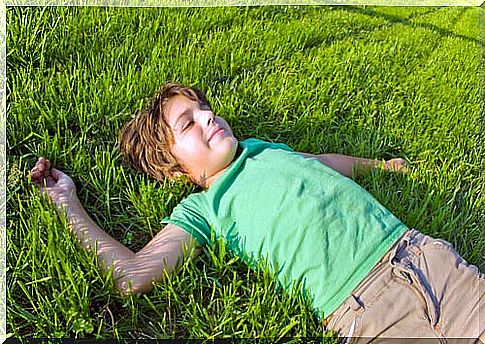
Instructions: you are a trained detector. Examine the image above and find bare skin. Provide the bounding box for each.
[30,153,406,294]
[299,153,407,178]
[30,95,408,294]
[31,157,198,294]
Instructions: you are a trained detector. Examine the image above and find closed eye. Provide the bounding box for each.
[182,120,194,131]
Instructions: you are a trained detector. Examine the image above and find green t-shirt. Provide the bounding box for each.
[164,138,408,318]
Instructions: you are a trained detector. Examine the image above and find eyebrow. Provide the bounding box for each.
[173,109,192,130]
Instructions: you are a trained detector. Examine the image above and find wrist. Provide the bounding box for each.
[61,194,82,218]
[63,197,93,237]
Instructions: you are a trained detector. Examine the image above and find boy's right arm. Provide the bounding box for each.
[31,158,199,295]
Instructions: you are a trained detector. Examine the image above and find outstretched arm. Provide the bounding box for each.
[31,157,199,294]
[299,153,407,178]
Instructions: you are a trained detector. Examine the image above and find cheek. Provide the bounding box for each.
[216,117,231,130]
[178,139,210,163]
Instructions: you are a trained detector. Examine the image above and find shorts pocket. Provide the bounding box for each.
[415,233,484,281]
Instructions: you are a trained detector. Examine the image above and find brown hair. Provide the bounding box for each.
[119,83,211,180]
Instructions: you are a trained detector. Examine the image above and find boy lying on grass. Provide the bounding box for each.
[31,83,484,342]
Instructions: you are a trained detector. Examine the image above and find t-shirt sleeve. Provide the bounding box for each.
[162,196,211,246]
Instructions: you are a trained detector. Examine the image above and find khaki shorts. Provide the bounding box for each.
[325,229,484,344]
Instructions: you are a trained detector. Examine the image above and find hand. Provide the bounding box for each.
[384,158,408,173]
[30,157,78,210]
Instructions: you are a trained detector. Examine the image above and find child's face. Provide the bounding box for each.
[164,95,238,187]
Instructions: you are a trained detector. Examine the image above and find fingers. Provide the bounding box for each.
[30,157,72,188]
[31,157,52,184]
[50,168,63,181]
[384,158,408,172]
[36,157,51,171]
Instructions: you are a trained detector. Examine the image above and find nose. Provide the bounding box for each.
[205,112,214,127]
[195,109,214,128]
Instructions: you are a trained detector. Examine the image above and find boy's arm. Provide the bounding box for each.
[299,153,407,178]
[67,199,198,294]
[31,158,199,294]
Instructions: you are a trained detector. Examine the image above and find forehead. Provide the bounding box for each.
[164,95,198,125]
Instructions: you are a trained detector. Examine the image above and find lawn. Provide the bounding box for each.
[6,5,483,340]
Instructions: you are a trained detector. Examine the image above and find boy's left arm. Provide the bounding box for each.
[299,153,407,178]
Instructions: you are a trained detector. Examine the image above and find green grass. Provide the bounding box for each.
[6,5,483,340]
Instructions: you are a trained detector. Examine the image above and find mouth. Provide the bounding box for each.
[209,127,224,141]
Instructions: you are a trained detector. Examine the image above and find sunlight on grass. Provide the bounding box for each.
[6,5,483,339]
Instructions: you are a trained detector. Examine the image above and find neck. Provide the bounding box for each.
[197,167,230,189]
[194,143,242,189]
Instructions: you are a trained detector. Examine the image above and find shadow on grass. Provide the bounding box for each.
[344,6,484,48]
[206,7,479,99]
[297,6,447,52]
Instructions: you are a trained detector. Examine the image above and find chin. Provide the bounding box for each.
[228,137,239,154]
[219,138,238,164]
[217,134,237,149]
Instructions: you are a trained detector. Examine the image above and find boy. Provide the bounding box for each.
[31,83,484,343]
